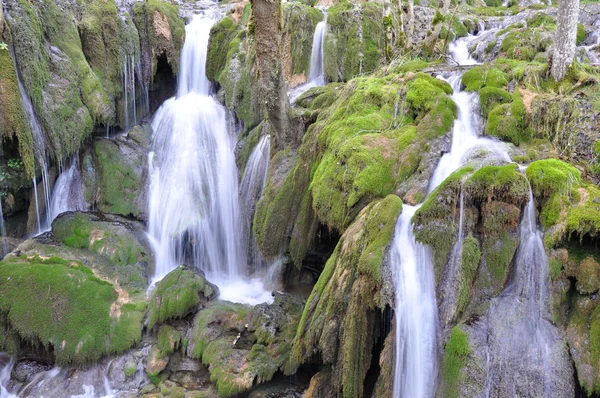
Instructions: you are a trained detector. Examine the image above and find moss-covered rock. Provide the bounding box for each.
[442,326,472,398]
[323,1,387,82]
[282,2,323,80]
[499,25,553,61]
[0,255,144,364]
[289,195,401,397]
[148,266,217,330]
[206,17,238,83]
[485,91,528,145]
[478,87,511,117]
[93,135,148,218]
[132,0,184,78]
[462,66,508,91]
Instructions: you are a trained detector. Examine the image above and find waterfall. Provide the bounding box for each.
[391,205,439,397]
[148,15,271,305]
[288,12,327,103]
[392,28,509,397]
[479,185,568,395]
[239,135,271,275]
[47,158,87,222]
[13,50,53,234]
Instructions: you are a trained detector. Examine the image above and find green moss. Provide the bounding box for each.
[124,360,138,377]
[55,213,92,249]
[148,266,215,330]
[94,139,141,217]
[482,231,518,286]
[206,17,238,83]
[485,91,528,144]
[0,44,35,177]
[457,235,480,316]
[577,23,586,45]
[566,185,600,240]
[464,163,530,205]
[500,27,553,61]
[526,13,555,28]
[157,324,182,354]
[443,326,471,398]
[283,3,323,76]
[323,1,386,82]
[462,66,508,91]
[478,87,511,117]
[527,159,582,198]
[0,255,143,364]
[132,0,184,76]
[290,197,401,396]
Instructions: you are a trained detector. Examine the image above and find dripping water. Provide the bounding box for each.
[288,10,328,103]
[239,134,271,276]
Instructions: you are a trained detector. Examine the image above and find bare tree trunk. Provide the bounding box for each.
[552,0,580,81]
[405,0,414,48]
[250,0,295,151]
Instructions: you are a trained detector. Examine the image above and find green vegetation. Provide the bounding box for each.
[147,266,215,330]
[283,3,323,76]
[290,196,401,397]
[443,326,471,398]
[206,17,238,83]
[462,66,508,91]
[457,235,481,315]
[485,91,528,144]
[0,255,143,364]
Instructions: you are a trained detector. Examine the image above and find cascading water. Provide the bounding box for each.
[481,186,571,396]
[392,29,509,397]
[148,14,272,305]
[288,11,327,103]
[48,158,87,222]
[0,355,16,398]
[239,134,271,275]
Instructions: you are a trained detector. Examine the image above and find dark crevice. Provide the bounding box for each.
[364,305,394,397]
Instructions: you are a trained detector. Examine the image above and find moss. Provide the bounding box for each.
[157,324,182,354]
[189,301,250,397]
[124,359,138,377]
[500,26,553,61]
[323,1,386,82]
[526,159,582,199]
[462,66,508,91]
[566,185,600,240]
[290,196,401,396]
[0,255,143,364]
[526,13,555,28]
[442,326,471,398]
[0,42,35,177]
[93,139,141,217]
[54,212,92,249]
[482,231,518,286]
[457,235,480,316]
[218,30,261,132]
[206,17,238,83]
[283,3,323,76]
[463,163,530,205]
[576,23,586,45]
[478,87,511,117]
[147,266,215,330]
[485,91,528,144]
[295,83,343,110]
[132,0,184,76]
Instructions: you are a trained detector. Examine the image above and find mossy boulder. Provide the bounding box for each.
[500,25,553,61]
[485,91,528,145]
[461,66,508,91]
[206,16,238,83]
[0,255,144,364]
[92,134,149,219]
[478,87,511,117]
[289,195,402,397]
[147,266,217,330]
[323,1,387,82]
[50,211,154,297]
[441,326,472,398]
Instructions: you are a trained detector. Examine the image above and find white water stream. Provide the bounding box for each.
[288,11,327,103]
[392,30,509,397]
[148,15,272,305]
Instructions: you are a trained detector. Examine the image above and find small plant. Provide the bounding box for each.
[0,42,8,51]
[7,158,23,170]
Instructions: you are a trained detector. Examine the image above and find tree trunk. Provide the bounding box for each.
[552,0,580,81]
[405,0,415,48]
[250,0,295,151]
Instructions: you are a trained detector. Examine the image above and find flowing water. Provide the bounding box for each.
[392,29,509,397]
[288,11,327,103]
[239,134,271,275]
[47,158,87,222]
[0,355,16,398]
[481,187,569,396]
[148,15,272,305]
